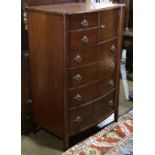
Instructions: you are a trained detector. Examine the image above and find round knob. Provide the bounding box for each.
[74,55,82,63]
[81,19,89,27]
[81,35,89,44]
[25,114,31,120]
[73,116,82,124]
[108,100,113,106]
[26,99,32,105]
[24,52,29,58]
[108,80,114,87]
[74,94,82,101]
[101,24,106,29]
[110,62,115,70]
[74,74,82,81]
[110,45,116,53]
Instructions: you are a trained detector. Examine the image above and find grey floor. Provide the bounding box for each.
[21,80,133,155]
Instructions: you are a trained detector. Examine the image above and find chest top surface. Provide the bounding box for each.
[27,2,125,15]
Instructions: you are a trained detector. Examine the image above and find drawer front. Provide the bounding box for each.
[69,28,98,49]
[69,91,115,135]
[69,12,98,31]
[68,59,115,88]
[69,39,117,68]
[100,9,119,41]
[69,75,115,107]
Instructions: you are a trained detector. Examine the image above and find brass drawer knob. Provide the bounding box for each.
[108,80,114,87]
[74,74,82,81]
[101,24,106,29]
[108,100,113,106]
[81,19,89,27]
[26,99,32,105]
[111,62,115,69]
[74,55,82,62]
[111,45,116,53]
[24,114,31,120]
[73,116,82,124]
[74,94,82,101]
[81,35,89,44]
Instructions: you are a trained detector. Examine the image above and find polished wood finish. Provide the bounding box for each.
[114,6,125,121]
[69,91,115,135]
[69,12,98,30]
[117,0,133,28]
[27,3,125,150]
[100,8,119,41]
[28,12,65,138]
[25,0,78,6]
[68,60,115,88]
[27,3,125,14]
[69,76,115,107]
[69,28,98,49]
[69,39,117,67]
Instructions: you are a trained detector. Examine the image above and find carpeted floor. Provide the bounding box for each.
[63,109,133,155]
[21,80,133,155]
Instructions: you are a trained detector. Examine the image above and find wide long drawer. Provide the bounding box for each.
[69,39,117,68]
[69,75,115,107]
[68,59,115,88]
[69,91,115,135]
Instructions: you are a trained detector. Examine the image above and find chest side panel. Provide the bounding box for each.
[28,11,65,138]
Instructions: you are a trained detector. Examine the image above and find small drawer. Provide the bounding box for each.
[69,39,117,68]
[69,75,115,107]
[100,9,119,41]
[69,91,115,135]
[69,12,98,31]
[68,59,115,88]
[69,28,98,49]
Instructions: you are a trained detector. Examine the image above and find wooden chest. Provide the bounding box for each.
[27,2,125,150]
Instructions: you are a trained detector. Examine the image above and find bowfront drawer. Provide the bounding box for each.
[69,39,117,68]
[69,28,98,49]
[69,91,115,135]
[68,59,115,88]
[69,75,115,107]
[100,9,119,41]
[69,12,98,31]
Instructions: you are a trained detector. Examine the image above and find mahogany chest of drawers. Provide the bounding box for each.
[27,2,125,150]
